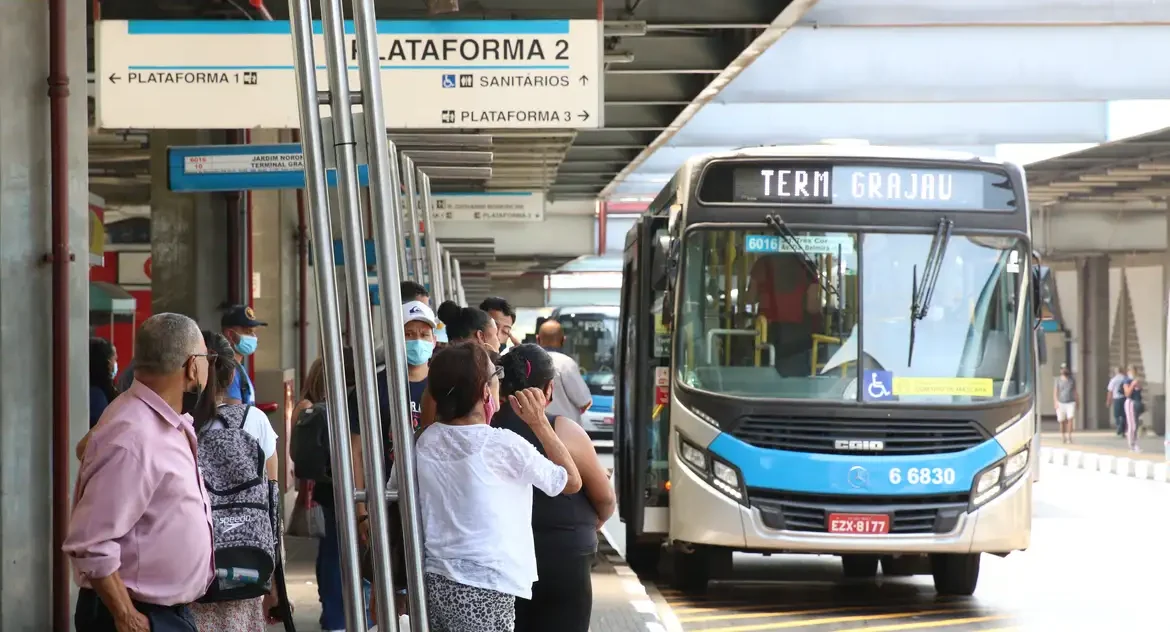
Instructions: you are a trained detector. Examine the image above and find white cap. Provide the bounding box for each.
[402,300,437,328]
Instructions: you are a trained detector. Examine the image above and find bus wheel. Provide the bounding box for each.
[626,538,662,579]
[930,553,981,596]
[840,554,879,579]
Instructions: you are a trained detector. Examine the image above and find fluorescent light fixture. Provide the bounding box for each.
[604,21,647,37]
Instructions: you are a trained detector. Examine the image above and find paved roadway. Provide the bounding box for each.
[618,464,1168,632]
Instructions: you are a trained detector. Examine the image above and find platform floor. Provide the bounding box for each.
[269,537,667,631]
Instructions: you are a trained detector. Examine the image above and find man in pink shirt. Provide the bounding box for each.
[65,313,215,632]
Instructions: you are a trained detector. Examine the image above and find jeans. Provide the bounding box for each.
[317,504,372,630]
[75,588,197,632]
[1113,399,1126,434]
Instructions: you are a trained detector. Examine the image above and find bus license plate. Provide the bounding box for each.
[828,513,890,534]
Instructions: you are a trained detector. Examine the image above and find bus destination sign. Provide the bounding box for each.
[718,163,1016,211]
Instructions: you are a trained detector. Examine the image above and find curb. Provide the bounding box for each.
[1040,446,1170,483]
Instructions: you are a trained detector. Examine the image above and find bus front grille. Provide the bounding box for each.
[748,490,969,535]
[730,416,988,455]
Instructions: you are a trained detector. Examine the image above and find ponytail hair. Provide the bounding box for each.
[437,301,493,342]
[498,343,555,398]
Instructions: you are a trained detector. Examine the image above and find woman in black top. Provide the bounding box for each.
[493,344,617,632]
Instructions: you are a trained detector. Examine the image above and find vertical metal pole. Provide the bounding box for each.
[443,249,454,305]
[402,157,425,283]
[418,172,447,304]
[453,258,467,306]
[392,151,410,288]
[349,0,431,625]
[317,0,399,629]
[285,3,365,630]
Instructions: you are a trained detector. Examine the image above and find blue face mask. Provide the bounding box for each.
[111,362,118,380]
[405,339,434,367]
[235,334,258,356]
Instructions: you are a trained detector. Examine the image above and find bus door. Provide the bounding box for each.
[616,217,673,572]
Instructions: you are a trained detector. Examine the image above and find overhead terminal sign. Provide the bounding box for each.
[432,192,545,222]
[96,20,603,130]
[167,144,370,192]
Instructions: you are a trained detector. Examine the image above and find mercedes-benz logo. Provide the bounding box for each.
[847,466,869,489]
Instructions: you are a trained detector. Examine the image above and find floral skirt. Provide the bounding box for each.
[188,597,266,632]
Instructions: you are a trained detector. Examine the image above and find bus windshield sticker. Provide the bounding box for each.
[724,163,1014,211]
[863,371,994,400]
[744,234,853,255]
[862,370,895,401]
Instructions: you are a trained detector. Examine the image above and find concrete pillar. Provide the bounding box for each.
[1078,255,1111,430]
[149,129,230,325]
[0,0,90,626]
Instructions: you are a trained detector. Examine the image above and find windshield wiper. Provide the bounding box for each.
[907,218,954,366]
[763,214,838,300]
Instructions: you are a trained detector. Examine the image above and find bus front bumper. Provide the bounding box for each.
[670,457,1032,555]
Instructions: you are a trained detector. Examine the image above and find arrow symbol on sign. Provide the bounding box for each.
[578,75,589,86]
[108,73,121,84]
[579,111,590,122]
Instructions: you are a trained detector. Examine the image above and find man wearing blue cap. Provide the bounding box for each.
[222,304,267,406]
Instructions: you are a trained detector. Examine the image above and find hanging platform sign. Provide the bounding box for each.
[432,191,545,222]
[95,19,604,130]
[167,144,370,191]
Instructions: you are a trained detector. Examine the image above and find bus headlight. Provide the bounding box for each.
[970,447,1029,509]
[677,434,746,504]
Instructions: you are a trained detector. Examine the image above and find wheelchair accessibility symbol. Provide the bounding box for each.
[863,370,894,401]
[441,74,457,88]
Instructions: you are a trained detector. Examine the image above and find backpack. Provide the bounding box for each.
[290,363,390,485]
[290,402,333,484]
[197,404,279,602]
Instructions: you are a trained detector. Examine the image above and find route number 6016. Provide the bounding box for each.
[888,467,956,486]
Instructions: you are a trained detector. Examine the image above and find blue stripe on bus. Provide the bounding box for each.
[590,395,613,414]
[707,433,1006,496]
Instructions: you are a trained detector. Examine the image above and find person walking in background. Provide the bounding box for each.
[481,296,520,351]
[1105,366,1128,437]
[535,320,593,423]
[1053,363,1077,444]
[221,305,267,406]
[401,280,430,306]
[90,337,119,428]
[1123,365,1144,452]
[65,313,215,632]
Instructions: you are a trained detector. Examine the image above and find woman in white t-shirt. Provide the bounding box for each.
[188,331,279,631]
[416,340,582,632]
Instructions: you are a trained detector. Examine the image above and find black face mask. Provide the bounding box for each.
[182,381,204,416]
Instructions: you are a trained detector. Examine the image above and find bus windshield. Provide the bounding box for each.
[554,309,618,397]
[676,227,1032,405]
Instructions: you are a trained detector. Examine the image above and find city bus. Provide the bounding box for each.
[614,145,1042,596]
[549,305,619,440]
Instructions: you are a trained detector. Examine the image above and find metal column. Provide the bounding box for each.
[418,171,447,304]
[442,249,454,305]
[287,0,425,629]
[284,2,365,630]
[452,258,467,306]
[348,0,430,625]
[402,157,425,284]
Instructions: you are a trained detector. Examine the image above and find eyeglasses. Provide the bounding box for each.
[490,365,504,381]
[190,352,219,363]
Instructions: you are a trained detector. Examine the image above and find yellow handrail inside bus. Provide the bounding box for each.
[754,315,768,366]
[810,333,847,376]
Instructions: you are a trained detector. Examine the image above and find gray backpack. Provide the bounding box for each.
[197,404,279,602]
